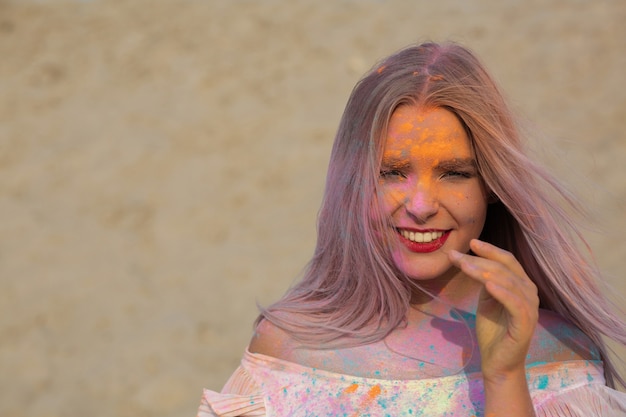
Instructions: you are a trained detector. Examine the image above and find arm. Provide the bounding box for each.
[482,369,535,417]
[450,239,539,417]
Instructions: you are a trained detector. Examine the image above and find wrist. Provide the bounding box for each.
[482,367,536,417]
[482,364,527,386]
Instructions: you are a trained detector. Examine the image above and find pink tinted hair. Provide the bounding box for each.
[256,42,626,387]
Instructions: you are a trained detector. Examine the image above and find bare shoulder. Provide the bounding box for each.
[248,317,301,362]
[528,309,601,364]
[248,317,384,376]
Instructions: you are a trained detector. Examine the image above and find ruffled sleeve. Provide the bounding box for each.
[529,361,626,417]
[535,384,626,417]
[196,365,266,417]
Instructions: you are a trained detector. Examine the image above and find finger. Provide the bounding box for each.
[468,240,538,295]
[448,250,536,298]
[482,281,539,334]
[448,249,499,285]
[469,239,528,279]
[450,250,540,324]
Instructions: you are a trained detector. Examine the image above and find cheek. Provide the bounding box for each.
[447,190,476,212]
[378,186,406,212]
[465,199,488,230]
[370,189,394,234]
[449,189,488,225]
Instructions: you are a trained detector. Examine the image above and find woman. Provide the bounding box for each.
[198,42,626,416]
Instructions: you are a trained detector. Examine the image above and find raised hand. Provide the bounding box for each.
[449,238,540,381]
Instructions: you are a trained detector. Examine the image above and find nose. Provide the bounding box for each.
[404,181,439,223]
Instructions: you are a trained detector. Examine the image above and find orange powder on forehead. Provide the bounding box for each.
[384,106,473,169]
[405,140,460,161]
[398,122,414,134]
[382,140,463,163]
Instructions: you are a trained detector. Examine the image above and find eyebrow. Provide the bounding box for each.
[435,157,477,171]
[380,156,477,170]
[380,157,411,169]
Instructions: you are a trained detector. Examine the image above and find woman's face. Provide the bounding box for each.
[378,105,488,281]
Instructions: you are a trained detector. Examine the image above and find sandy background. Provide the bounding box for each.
[1,0,625,416]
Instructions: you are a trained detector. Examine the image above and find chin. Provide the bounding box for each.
[393,259,454,282]
[389,240,467,283]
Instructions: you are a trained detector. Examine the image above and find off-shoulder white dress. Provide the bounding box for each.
[197,349,626,417]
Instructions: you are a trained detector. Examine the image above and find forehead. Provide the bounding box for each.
[383,106,471,158]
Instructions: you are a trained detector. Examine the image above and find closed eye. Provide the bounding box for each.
[437,158,477,180]
[379,159,410,180]
[441,170,473,179]
[380,169,406,179]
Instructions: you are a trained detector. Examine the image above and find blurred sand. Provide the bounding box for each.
[0,0,625,416]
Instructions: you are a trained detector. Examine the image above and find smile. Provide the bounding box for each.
[399,229,444,243]
[396,228,450,253]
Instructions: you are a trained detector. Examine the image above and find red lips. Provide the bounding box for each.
[397,230,450,253]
